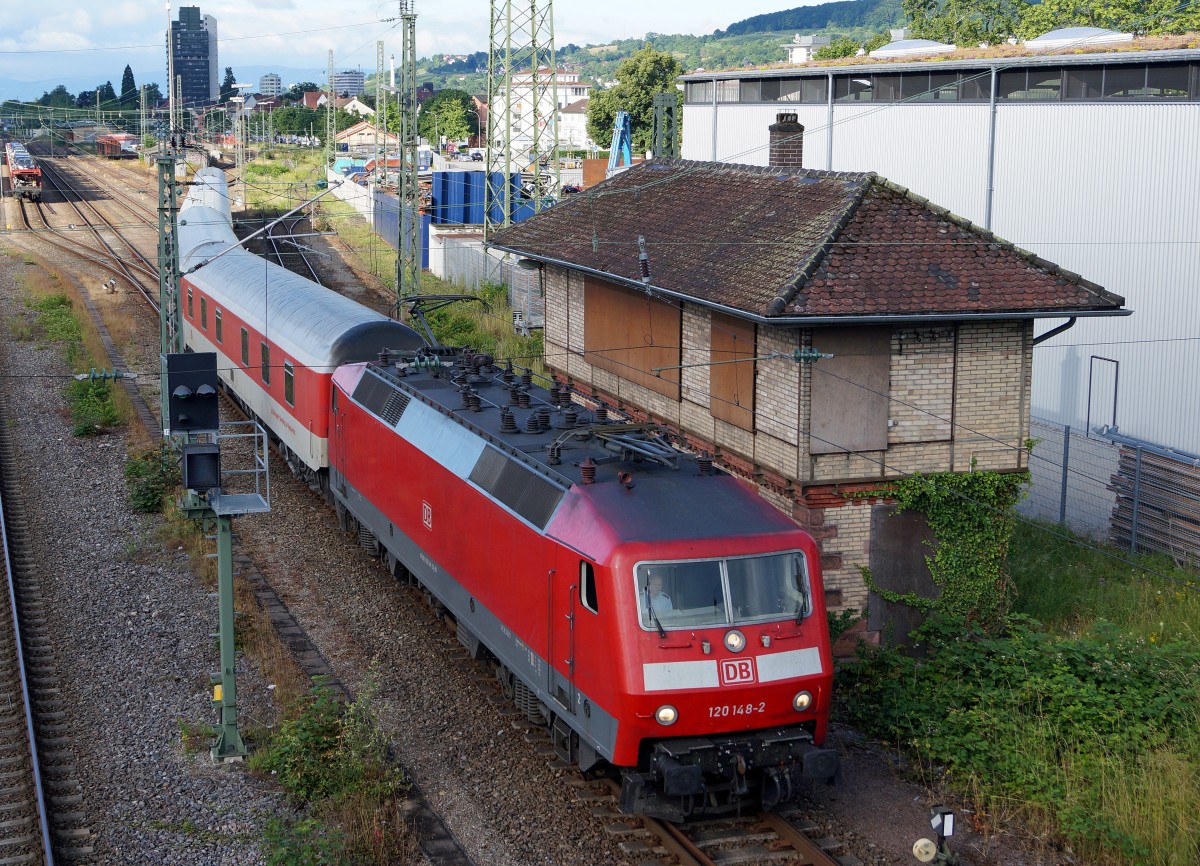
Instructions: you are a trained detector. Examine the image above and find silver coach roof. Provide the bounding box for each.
[179,168,423,369]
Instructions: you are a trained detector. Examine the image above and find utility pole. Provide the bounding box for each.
[325,51,335,173]
[375,40,386,188]
[167,1,177,135]
[396,1,420,309]
[485,0,559,241]
[159,165,272,763]
[140,85,148,145]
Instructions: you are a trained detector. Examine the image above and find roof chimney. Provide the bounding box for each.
[769,112,804,169]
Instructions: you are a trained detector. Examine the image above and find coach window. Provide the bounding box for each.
[200,298,207,330]
[215,309,222,343]
[187,287,193,319]
[240,328,249,368]
[284,362,295,406]
[580,561,598,614]
[261,342,271,385]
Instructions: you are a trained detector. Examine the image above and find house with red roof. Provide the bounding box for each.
[488,112,1128,627]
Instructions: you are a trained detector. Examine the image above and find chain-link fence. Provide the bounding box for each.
[442,237,543,332]
[1022,417,1200,566]
[1020,416,1120,540]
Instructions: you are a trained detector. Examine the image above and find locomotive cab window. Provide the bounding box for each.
[284,362,295,406]
[637,552,811,631]
[580,561,598,614]
[215,308,222,343]
[261,342,271,385]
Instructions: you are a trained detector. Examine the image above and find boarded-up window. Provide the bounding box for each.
[809,327,890,454]
[583,277,680,400]
[710,313,755,431]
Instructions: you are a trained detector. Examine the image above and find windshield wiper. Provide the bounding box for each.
[646,588,666,638]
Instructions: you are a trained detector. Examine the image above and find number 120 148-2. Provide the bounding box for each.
[708,702,766,718]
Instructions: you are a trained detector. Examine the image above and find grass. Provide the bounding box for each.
[1008,519,1200,643]
[837,520,1200,866]
[13,258,135,431]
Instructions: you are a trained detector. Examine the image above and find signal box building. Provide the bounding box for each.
[678,35,1200,459]
[488,123,1127,617]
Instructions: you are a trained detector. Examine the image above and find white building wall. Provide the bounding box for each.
[681,95,1200,454]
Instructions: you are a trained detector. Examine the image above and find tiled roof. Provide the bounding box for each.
[489,159,1125,319]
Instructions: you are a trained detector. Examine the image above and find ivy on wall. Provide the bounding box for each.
[857,470,1029,626]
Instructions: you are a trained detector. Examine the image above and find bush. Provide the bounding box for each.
[66,378,119,436]
[124,448,181,512]
[836,614,1200,864]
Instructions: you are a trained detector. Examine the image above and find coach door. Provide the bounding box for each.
[332,387,347,494]
[547,561,576,714]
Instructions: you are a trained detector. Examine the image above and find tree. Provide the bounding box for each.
[38,85,75,109]
[220,67,238,102]
[814,37,863,60]
[98,80,118,106]
[284,81,321,103]
[76,89,96,110]
[143,82,163,104]
[903,0,1027,45]
[1017,0,1200,37]
[416,89,475,145]
[585,45,683,156]
[120,65,137,107]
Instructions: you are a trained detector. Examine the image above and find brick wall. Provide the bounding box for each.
[542,273,1033,613]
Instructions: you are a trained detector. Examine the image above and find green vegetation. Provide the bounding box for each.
[125,447,182,513]
[838,519,1200,865]
[587,46,683,156]
[861,470,1027,624]
[415,89,479,143]
[905,0,1200,44]
[24,293,120,435]
[65,378,120,436]
[250,675,413,865]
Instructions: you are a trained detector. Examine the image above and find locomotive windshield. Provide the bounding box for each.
[636,552,811,630]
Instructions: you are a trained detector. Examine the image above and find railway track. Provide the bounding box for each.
[14,181,160,315]
[0,365,93,863]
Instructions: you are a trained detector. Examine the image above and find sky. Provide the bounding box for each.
[0,0,807,102]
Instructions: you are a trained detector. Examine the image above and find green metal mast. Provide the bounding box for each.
[396,1,420,310]
[157,153,183,430]
[485,0,559,241]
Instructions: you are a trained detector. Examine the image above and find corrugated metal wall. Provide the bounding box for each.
[682,99,1200,454]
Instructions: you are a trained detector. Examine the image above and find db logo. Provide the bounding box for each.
[720,658,756,685]
[422,500,433,530]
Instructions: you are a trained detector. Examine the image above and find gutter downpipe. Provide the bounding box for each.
[984,65,998,230]
[1032,316,1077,345]
[488,248,1130,327]
[826,72,834,170]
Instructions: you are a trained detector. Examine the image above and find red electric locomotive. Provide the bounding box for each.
[177,168,840,820]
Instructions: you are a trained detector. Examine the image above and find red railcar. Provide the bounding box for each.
[177,167,839,821]
[96,133,139,158]
[4,141,42,201]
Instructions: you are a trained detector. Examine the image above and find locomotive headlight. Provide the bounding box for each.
[723,629,746,653]
[792,690,814,712]
[655,705,678,726]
